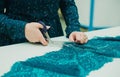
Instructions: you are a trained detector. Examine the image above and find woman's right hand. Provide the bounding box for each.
[25,22,48,46]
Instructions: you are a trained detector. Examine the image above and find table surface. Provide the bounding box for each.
[0,26,120,77]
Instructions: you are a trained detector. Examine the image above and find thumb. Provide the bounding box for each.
[36,23,43,29]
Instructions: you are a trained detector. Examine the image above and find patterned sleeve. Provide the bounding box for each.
[60,0,81,38]
[0,0,27,44]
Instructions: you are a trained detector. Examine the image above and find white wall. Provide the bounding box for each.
[75,0,120,28]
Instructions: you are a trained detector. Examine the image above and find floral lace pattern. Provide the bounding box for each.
[2,36,120,77]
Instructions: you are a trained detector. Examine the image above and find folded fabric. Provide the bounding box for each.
[2,36,120,77]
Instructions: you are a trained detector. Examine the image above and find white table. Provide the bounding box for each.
[0,26,120,77]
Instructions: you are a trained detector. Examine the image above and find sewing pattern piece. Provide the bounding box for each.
[2,36,120,77]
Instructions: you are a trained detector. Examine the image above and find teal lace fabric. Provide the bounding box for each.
[2,36,120,77]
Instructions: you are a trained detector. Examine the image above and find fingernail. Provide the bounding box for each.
[42,41,48,46]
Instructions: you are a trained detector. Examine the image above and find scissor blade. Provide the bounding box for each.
[48,40,74,47]
[49,41,64,47]
[45,32,73,47]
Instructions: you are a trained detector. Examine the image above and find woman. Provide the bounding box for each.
[0,0,88,46]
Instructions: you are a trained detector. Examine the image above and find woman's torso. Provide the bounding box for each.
[5,0,64,37]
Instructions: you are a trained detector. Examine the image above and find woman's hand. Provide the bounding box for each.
[25,22,48,46]
[69,31,88,44]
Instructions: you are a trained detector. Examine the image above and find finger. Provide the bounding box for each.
[40,37,48,46]
[80,36,87,44]
[75,32,85,43]
[75,34,82,43]
[36,23,44,29]
[85,39,88,43]
[69,34,75,42]
[38,32,48,46]
[83,33,88,39]
[83,34,88,43]
[80,32,88,43]
[76,33,87,44]
[84,36,88,43]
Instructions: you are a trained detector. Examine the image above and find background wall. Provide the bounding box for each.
[75,0,120,28]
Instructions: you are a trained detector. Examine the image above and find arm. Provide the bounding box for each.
[0,1,48,46]
[60,0,88,44]
[0,0,27,44]
[60,0,81,37]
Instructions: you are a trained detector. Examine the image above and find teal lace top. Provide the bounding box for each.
[2,36,120,77]
[0,0,81,46]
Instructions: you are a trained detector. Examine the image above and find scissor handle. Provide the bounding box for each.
[38,21,47,33]
[38,21,47,39]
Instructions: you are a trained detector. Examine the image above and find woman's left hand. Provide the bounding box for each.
[69,31,88,44]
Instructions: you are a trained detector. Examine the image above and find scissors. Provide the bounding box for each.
[38,21,51,42]
[38,21,71,47]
